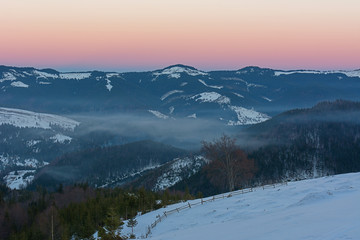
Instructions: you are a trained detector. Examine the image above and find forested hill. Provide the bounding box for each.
[171,100,360,196]
[244,100,360,181]
[31,140,189,190]
[245,99,360,139]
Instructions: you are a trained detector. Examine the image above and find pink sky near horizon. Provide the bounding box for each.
[0,0,359,72]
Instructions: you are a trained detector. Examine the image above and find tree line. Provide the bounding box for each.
[0,183,192,240]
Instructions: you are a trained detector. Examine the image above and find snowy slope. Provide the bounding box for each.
[0,107,79,131]
[120,173,360,240]
[153,66,208,79]
[153,156,205,191]
[228,106,270,125]
[191,92,230,105]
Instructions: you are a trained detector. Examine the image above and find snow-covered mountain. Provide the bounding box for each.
[118,173,360,240]
[2,64,360,128]
[0,107,81,189]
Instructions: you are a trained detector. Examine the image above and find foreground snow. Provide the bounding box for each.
[122,173,360,239]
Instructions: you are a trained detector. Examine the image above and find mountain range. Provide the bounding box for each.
[2,64,360,119]
[1,64,360,191]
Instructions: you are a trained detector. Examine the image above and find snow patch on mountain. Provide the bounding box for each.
[198,79,223,89]
[0,72,17,82]
[180,82,188,87]
[148,110,169,119]
[161,90,184,101]
[191,92,230,105]
[3,170,36,189]
[106,79,113,91]
[106,73,120,78]
[274,70,322,76]
[50,134,72,143]
[38,81,52,85]
[169,106,175,115]
[187,113,197,119]
[0,155,11,167]
[232,92,244,98]
[33,70,58,79]
[0,107,80,131]
[59,72,91,80]
[153,156,205,191]
[274,69,360,78]
[11,81,29,88]
[341,70,360,78]
[0,155,47,171]
[15,158,49,168]
[262,96,272,102]
[153,66,208,80]
[26,140,41,147]
[228,106,270,125]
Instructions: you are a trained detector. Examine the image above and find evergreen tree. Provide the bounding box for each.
[127,217,138,234]
[104,207,123,239]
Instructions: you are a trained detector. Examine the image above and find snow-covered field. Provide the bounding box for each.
[121,173,360,240]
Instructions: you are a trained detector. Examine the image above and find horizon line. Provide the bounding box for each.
[1,64,359,73]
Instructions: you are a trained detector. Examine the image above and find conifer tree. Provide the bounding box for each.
[104,207,123,239]
[127,217,138,234]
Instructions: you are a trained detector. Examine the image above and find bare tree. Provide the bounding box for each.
[202,135,255,192]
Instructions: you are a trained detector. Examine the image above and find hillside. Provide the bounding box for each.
[31,140,190,189]
[120,173,360,240]
[168,100,360,196]
[245,100,360,182]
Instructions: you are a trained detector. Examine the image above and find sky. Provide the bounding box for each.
[1,0,359,72]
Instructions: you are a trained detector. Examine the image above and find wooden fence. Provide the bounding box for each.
[143,182,287,238]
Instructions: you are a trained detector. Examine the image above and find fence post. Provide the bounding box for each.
[201,199,203,204]
[188,202,191,208]
[164,212,167,217]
